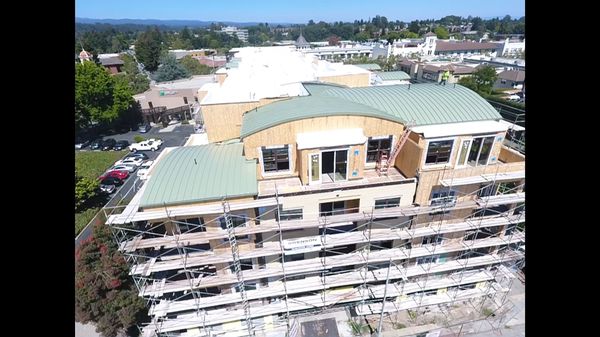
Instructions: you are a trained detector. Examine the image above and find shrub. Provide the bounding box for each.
[134,135,145,143]
[482,308,495,317]
[181,119,189,125]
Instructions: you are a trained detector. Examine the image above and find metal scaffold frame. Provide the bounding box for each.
[106,164,524,337]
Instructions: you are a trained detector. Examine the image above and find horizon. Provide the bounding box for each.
[75,0,524,24]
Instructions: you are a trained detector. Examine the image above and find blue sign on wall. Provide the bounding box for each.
[352,170,358,176]
[354,149,359,156]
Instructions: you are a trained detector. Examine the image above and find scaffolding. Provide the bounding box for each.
[106,158,525,337]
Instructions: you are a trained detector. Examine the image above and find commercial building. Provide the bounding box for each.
[221,26,249,43]
[106,46,525,337]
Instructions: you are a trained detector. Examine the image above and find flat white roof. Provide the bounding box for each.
[412,120,509,138]
[154,75,216,90]
[200,46,369,105]
[297,128,367,150]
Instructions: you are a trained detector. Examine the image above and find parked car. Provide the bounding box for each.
[89,138,103,150]
[115,156,144,167]
[113,140,130,151]
[137,160,154,180]
[99,176,124,186]
[129,138,163,152]
[99,183,116,194]
[126,152,149,160]
[75,137,90,149]
[110,163,137,173]
[507,94,520,101]
[101,138,117,151]
[99,170,128,181]
[138,123,152,133]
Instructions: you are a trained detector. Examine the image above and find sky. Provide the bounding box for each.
[75,0,525,23]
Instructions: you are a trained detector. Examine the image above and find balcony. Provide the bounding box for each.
[258,167,414,197]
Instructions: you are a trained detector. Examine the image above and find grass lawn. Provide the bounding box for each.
[75,150,126,236]
[75,150,127,179]
[75,207,100,236]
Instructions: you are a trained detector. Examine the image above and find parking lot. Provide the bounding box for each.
[75,123,194,245]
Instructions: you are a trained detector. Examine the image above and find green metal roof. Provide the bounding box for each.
[240,83,501,137]
[354,63,382,70]
[321,84,501,126]
[374,71,411,81]
[240,95,402,138]
[302,82,348,96]
[140,143,257,208]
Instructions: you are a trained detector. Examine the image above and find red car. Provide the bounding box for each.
[99,169,129,181]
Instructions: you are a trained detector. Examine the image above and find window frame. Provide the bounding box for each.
[365,135,394,164]
[277,206,303,221]
[423,137,456,167]
[259,144,291,176]
[374,196,402,209]
[466,135,496,167]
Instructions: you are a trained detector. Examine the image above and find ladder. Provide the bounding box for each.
[377,121,414,176]
[222,201,254,336]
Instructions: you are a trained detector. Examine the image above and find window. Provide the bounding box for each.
[422,235,443,245]
[219,215,249,240]
[417,254,439,265]
[183,96,188,104]
[374,197,401,209]
[431,190,456,206]
[176,217,205,233]
[501,79,507,84]
[425,140,454,165]
[366,136,392,163]
[148,101,154,109]
[320,201,346,217]
[457,139,471,166]
[467,136,495,166]
[261,145,290,173]
[277,206,303,221]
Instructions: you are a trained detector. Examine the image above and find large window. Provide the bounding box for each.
[366,136,392,163]
[425,140,454,165]
[431,190,457,207]
[319,201,346,217]
[276,206,303,221]
[374,197,401,209]
[219,215,249,241]
[422,235,443,245]
[261,145,290,173]
[467,136,495,166]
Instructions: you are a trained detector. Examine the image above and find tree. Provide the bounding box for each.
[180,55,212,75]
[384,32,401,45]
[328,35,340,46]
[458,76,478,92]
[117,54,150,94]
[75,222,147,337]
[354,31,370,42]
[458,66,498,95]
[76,61,138,132]
[75,61,118,130]
[75,173,99,211]
[136,28,163,72]
[434,26,449,39]
[408,20,420,34]
[152,55,190,82]
[473,66,498,94]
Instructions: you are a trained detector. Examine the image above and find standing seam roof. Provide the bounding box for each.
[139,144,257,208]
[240,83,501,138]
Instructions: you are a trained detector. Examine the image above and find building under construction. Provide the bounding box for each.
[105,47,525,337]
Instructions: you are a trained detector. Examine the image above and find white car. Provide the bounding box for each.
[137,160,154,180]
[110,164,137,173]
[115,156,144,167]
[129,139,163,152]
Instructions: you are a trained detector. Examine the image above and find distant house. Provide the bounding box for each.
[494,70,525,90]
[435,40,502,57]
[99,57,124,74]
